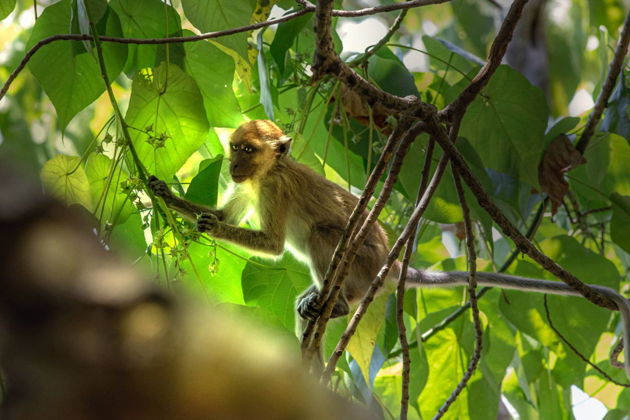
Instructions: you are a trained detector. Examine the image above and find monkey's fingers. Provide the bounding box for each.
[297,292,322,321]
[197,213,218,232]
[147,176,171,198]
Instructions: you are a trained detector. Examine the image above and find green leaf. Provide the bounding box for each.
[185,156,223,208]
[418,318,471,419]
[181,0,255,60]
[408,338,429,413]
[241,253,311,332]
[41,155,92,210]
[0,0,16,20]
[422,35,481,81]
[125,62,209,179]
[601,71,630,139]
[110,0,182,73]
[347,293,388,384]
[547,0,587,115]
[588,0,625,34]
[368,47,419,98]
[26,0,127,129]
[604,409,630,420]
[183,33,243,127]
[450,0,495,58]
[270,12,312,77]
[572,132,630,208]
[256,30,274,120]
[501,236,619,384]
[184,241,246,304]
[467,297,515,420]
[373,374,407,419]
[610,193,630,254]
[304,113,366,189]
[109,212,146,258]
[85,154,134,225]
[502,368,538,419]
[544,116,580,146]
[458,65,548,187]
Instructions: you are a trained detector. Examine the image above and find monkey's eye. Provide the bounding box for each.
[243,145,254,153]
[230,144,239,151]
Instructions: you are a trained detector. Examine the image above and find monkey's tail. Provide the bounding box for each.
[403,266,582,294]
[402,265,630,381]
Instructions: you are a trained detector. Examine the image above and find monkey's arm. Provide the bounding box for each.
[405,267,630,379]
[148,176,224,223]
[197,203,286,256]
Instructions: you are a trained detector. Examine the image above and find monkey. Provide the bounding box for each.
[149,120,630,379]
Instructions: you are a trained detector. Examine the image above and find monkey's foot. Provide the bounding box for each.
[197,213,218,233]
[147,176,171,198]
[297,292,350,321]
[297,292,322,321]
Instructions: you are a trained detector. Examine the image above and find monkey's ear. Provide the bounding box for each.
[274,135,293,158]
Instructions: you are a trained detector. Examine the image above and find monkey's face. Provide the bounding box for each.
[228,120,291,183]
[228,141,275,183]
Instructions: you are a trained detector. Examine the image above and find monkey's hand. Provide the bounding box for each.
[147,175,174,199]
[197,213,219,233]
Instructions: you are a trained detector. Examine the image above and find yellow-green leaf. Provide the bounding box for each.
[41,155,92,210]
[347,293,388,383]
[86,154,134,226]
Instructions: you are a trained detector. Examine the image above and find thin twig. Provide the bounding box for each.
[433,167,483,419]
[322,155,450,383]
[298,0,451,17]
[543,295,630,387]
[351,7,409,67]
[581,206,612,217]
[575,11,630,154]
[611,339,625,369]
[396,137,436,420]
[440,0,530,122]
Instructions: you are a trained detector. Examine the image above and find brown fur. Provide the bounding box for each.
[218,120,392,306]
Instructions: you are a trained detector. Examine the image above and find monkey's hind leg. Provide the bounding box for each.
[296,286,350,321]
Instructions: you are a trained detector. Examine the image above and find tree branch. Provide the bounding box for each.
[298,0,452,17]
[311,0,435,115]
[575,11,630,154]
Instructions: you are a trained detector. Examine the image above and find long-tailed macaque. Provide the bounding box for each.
[149,120,630,377]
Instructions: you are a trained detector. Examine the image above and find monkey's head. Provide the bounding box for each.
[228,120,292,183]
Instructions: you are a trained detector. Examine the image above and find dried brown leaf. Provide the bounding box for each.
[339,86,394,134]
[538,134,586,213]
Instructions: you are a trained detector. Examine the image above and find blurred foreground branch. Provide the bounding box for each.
[0,161,374,420]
